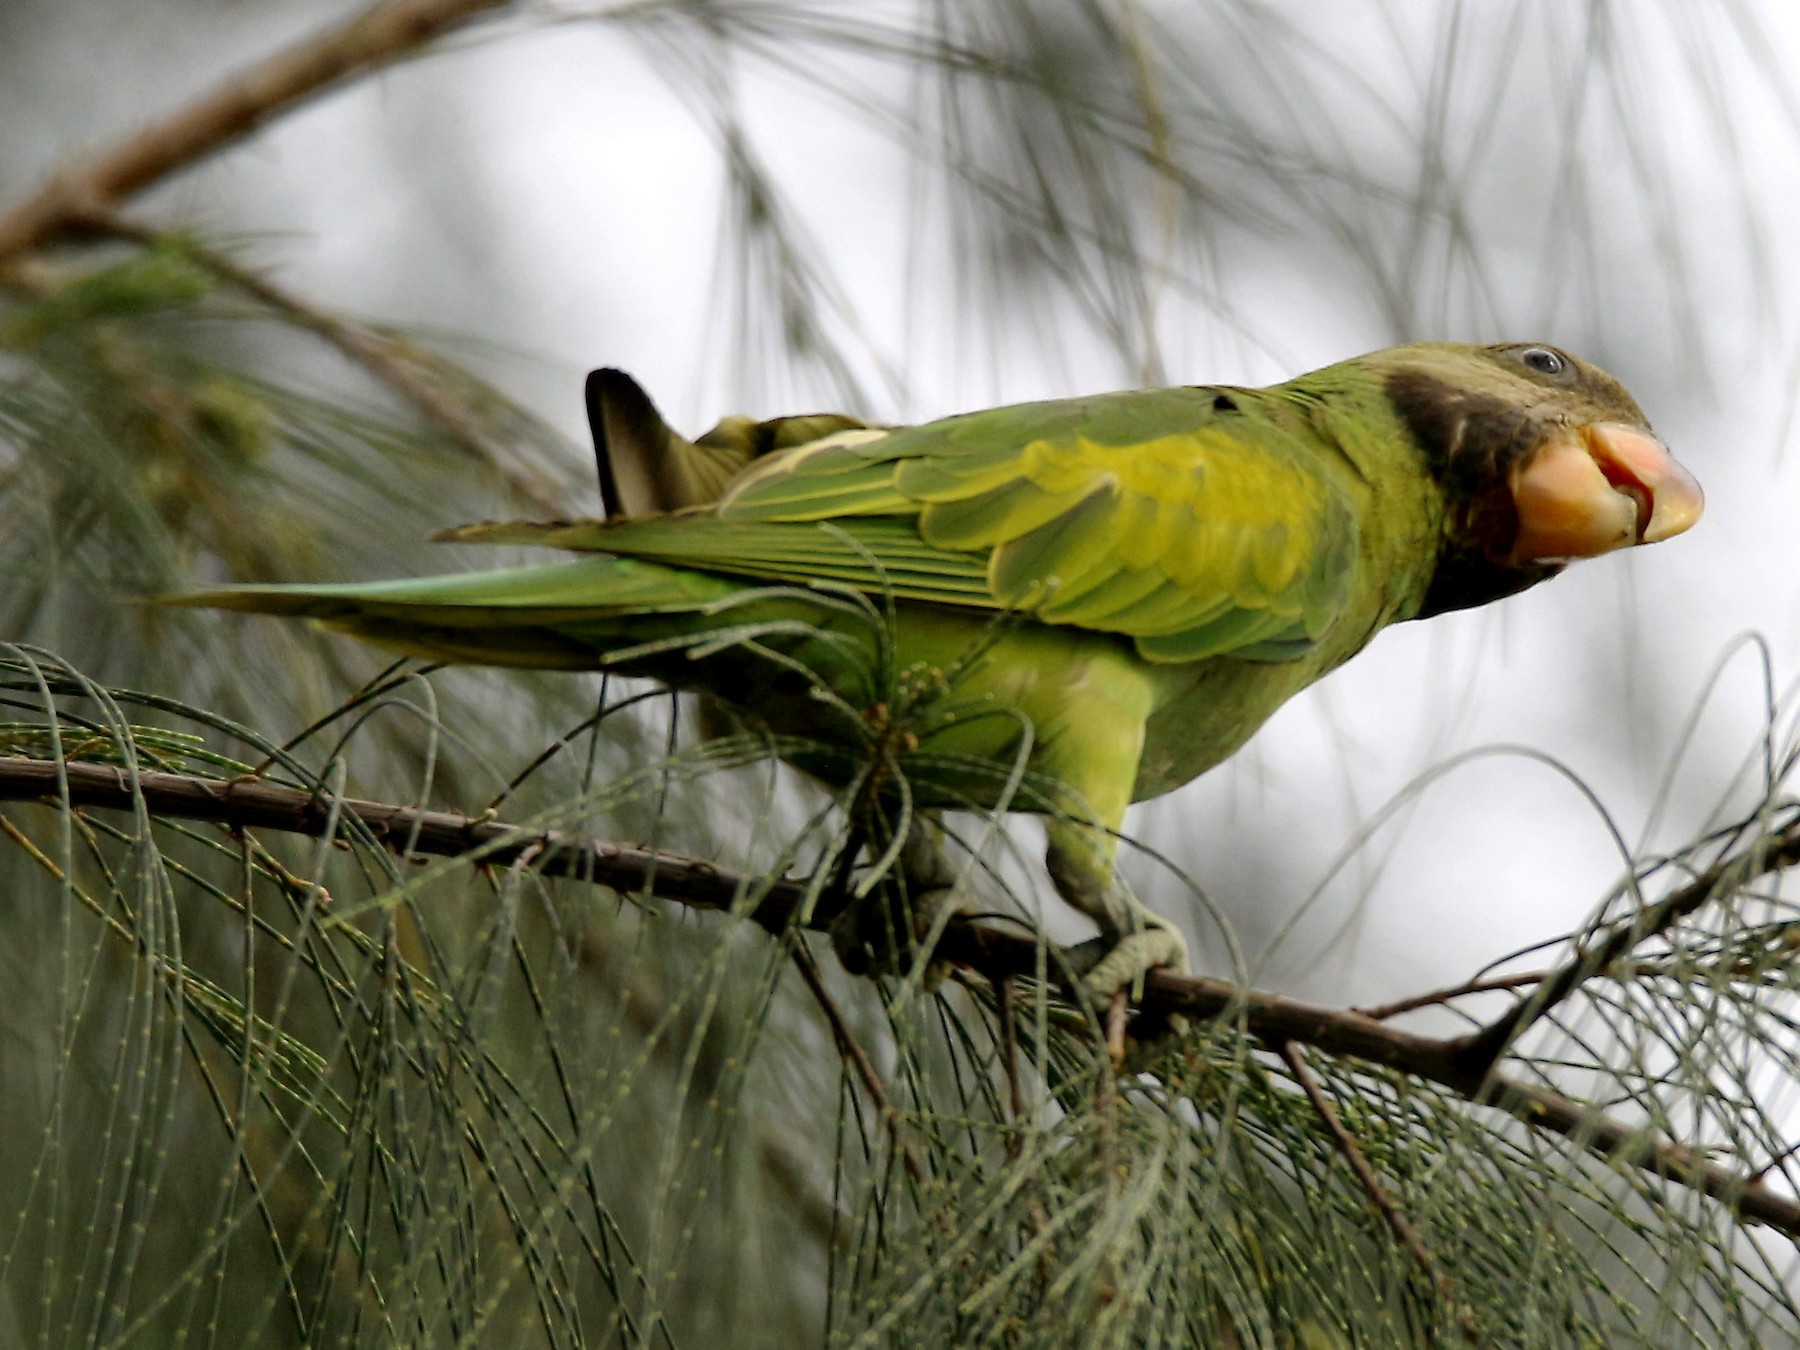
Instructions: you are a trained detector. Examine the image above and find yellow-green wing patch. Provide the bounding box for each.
[448,386,1357,665]
[902,423,1356,662]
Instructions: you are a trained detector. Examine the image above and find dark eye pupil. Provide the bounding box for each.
[1523,347,1564,375]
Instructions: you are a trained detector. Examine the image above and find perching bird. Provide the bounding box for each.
[176,343,1703,1001]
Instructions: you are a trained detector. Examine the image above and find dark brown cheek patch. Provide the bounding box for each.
[1466,484,1521,562]
[1382,372,1497,489]
[1415,552,1562,619]
[1383,370,1527,501]
[1384,365,1562,620]
[1382,369,1461,479]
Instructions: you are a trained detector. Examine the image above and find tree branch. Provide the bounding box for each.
[0,754,797,917]
[5,756,1799,1239]
[1354,970,1548,1023]
[0,0,511,262]
[1454,812,1800,1077]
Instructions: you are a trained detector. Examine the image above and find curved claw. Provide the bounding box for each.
[1077,921,1189,1004]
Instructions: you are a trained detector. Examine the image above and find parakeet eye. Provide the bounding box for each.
[1519,347,1566,377]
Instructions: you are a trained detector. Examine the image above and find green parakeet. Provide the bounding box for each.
[174,342,1703,1000]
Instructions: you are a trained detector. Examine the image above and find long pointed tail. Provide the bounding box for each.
[165,557,751,670]
[163,555,890,730]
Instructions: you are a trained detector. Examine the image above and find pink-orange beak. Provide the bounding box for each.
[1507,423,1704,565]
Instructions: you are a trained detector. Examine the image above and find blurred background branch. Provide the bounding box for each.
[0,0,510,262]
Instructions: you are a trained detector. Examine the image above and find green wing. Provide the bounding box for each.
[461,387,1359,664]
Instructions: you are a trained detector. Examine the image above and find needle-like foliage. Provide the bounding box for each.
[0,641,1798,1346]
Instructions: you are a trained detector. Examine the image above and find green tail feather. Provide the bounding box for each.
[169,557,729,621]
[164,557,887,689]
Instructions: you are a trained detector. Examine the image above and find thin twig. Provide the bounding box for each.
[1281,1042,1478,1345]
[1456,821,1800,1077]
[995,974,1027,1139]
[993,971,1054,1291]
[0,0,512,262]
[5,756,1800,1238]
[575,927,846,1246]
[789,939,926,1185]
[1356,970,1549,1022]
[1105,988,1129,1070]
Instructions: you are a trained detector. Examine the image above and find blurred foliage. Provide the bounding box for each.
[0,233,579,750]
[1,0,1799,1347]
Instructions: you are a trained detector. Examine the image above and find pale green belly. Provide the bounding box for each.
[828,609,1332,809]
[570,587,1361,815]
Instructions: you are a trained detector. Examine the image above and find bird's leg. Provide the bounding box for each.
[1029,661,1188,1005]
[1045,818,1189,1002]
[828,816,964,984]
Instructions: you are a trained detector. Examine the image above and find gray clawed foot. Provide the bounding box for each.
[1063,913,1191,1054]
[1078,918,1189,1003]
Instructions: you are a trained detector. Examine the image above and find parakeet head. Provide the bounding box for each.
[1378,341,1704,617]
